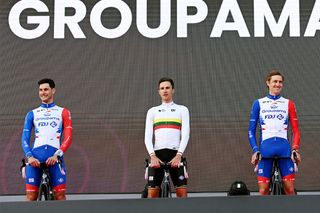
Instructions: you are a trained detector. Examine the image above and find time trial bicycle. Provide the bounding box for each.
[256,152,298,195]
[21,158,62,201]
[142,158,186,198]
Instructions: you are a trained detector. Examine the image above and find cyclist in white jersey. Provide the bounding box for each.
[144,77,190,198]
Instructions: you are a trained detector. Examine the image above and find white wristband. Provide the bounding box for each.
[54,150,64,157]
[149,153,155,157]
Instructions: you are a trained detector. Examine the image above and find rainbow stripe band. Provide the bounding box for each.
[154,119,181,130]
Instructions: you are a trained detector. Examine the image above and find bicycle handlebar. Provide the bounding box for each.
[255,152,297,162]
[21,157,61,169]
[147,161,182,168]
[261,156,298,166]
[145,157,186,168]
[255,152,261,161]
[292,151,298,162]
[260,156,291,159]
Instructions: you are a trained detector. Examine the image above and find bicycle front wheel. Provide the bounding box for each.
[161,183,170,198]
[271,181,282,195]
[38,184,53,201]
[38,184,46,201]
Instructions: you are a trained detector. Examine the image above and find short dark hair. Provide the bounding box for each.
[158,77,174,89]
[38,78,55,88]
[266,69,284,82]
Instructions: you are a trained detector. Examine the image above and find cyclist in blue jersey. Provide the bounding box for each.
[145,77,190,198]
[22,78,72,201]
[248,70,301,195]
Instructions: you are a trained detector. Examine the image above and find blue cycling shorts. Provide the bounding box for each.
[25,161,67,192]
[257,137,295,181]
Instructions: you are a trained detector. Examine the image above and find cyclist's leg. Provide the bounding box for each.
[257,159,273,195]
[25,165,42,201]
[49,161,67,200]
[147,166,162,198]
[148,187,160,198]
[170,166,188,198]
[282,179,295,195]
[279,158,295,195]
[54,187,66,200]
[176,187,187,197]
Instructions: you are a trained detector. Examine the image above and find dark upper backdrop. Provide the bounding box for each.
[1,0,320,194]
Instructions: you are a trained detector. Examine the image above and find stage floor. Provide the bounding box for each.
[1,191,320,202]
[1,193,320,213]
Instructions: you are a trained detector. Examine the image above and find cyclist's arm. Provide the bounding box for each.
[144,108,155,155]
[22,111,40,167]
[248,100,260,154]
[169,106,189,167]
[288,100,300,150]
[144,108,163,167]
[55,108,72,157]
[21,111,34,158]
[177,106,190,155]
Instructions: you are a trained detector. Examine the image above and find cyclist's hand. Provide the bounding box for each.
[150,155,162,168]
[169,154,182,168]
[291,150,301,164]
[28,157,40,167]
[46,155,58,166]
[251,152,260,165]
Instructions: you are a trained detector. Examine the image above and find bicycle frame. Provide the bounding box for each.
[37,164,54,201]
[259,156,294,195]
[269,158,283,195]
[160,164,172,198]
[21,159,55,201]
[144,157,187,198]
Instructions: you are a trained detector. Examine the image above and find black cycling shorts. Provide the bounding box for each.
[147,149,188,187]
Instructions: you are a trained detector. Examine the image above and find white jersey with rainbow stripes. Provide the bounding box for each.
[144,102,190,155]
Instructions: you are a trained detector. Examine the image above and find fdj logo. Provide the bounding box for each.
[277,114,284,120]
[50,121,57,128]
[265,114,284,120]
[38,122,48,127]
[265,115,275,119]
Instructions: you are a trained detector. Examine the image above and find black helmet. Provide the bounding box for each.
[227,181,250,196]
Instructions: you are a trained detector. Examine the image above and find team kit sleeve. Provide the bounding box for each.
[288,100,300,150]
[55,108,73,157]
[178,106,190,155]
[248,100,260,153]
[21,111,34,158]
[144,108,155,155]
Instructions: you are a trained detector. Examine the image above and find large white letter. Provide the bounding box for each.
[177,0,208,38]
[254,0,300,37]
[90,0,132,39]
[137,0,171,38]
[211,0,250,37]
[54,0,86,39]
[8,0,49,39]
[305,0,320,37]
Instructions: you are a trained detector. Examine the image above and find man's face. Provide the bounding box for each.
[266,75,283,96]
[158,81,174,103]
[39,83,55,104]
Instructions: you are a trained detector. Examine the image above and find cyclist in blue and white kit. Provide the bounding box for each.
[145,77,190,198]
[22,79,72,201]
[248,70,301,195]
